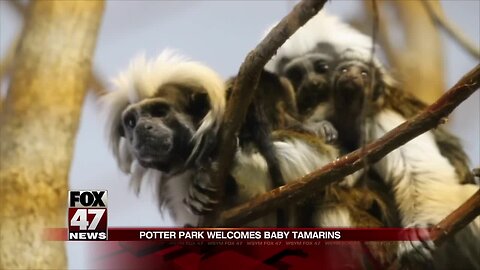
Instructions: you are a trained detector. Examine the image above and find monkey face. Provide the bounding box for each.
[331,60,378,114]
[119,84,211,172]
[280,53,335,115]
[121,99,179,168]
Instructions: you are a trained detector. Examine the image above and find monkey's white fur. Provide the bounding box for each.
[369,109,479,263]
[102,50,225,226]
[102,49,225,185]
[103,50,344,227]
[232,137,344,227]
[370,109,479,227]
[264,9,479,264]
[265,10,373,73]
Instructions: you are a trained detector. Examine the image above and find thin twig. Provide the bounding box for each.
[422,1,480,59]
[360,0,379,182]
[218,64,480,226]
[201,0,328,226]
[430,189,480,246]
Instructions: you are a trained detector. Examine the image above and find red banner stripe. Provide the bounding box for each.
[44,227,431,242]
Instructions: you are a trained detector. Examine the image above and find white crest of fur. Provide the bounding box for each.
[101,49,226,196]
[337,48,398,89]
[265,10,373,72]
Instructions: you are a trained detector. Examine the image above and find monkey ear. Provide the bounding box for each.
[187,92,210,121]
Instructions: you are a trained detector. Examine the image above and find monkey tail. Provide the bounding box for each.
[250,100,289,227]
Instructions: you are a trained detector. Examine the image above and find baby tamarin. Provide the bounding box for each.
[103,51,345,228]
[226,70,338,227]
[227,70,400,233]
[324,49,480,268]
[265,10,477,267]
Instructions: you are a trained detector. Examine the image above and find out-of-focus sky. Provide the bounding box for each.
[1,1,478,269]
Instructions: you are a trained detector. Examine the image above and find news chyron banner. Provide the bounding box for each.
[45,190,434,268]
[68,190,108,241]
[44,226,432,269]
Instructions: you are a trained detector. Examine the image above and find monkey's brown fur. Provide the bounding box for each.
[322,175,401,267]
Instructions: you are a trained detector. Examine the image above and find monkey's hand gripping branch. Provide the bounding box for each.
[196,0,329,227]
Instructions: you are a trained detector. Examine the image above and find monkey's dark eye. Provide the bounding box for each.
[124,113,136,129]
[342,68,348,73]
[285,66,303,82]
[313,61,329,74]
[150,103,169,118]
[361,70,369,77]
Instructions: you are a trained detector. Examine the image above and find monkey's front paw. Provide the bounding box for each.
[309,120,338,144]
[397,226,435,269]
[184,168,219,215]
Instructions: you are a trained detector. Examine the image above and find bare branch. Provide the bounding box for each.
[202,0,328,226]
[219,64,480,226]
[0,1,104,268]
[361,1,399,71]
[430,189,480,246]
[422,1,480,59]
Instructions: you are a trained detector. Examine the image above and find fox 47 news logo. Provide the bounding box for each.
[68,190,108,241]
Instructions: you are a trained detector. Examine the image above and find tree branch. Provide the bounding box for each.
[430,189,480,246]
[361,1,399,74]
[422,1,480,59]
[387,189,480,270]
[0,1,104,268]
[201,0,328,226]
[218,64,480,227]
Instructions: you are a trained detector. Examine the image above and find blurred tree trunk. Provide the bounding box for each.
[364,0,444,104]
[0,1,104,269]
[393,0,444,104]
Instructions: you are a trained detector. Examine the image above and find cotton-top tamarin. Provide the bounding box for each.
[265,10,478,268]
[102,50,345,228]
[326,49,479,268]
